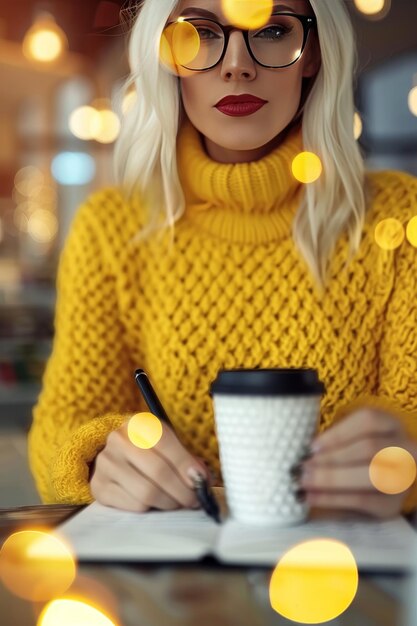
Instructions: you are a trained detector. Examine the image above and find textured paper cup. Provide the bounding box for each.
[210,369,325,526]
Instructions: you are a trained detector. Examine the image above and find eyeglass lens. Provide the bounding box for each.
[166,15,304,70]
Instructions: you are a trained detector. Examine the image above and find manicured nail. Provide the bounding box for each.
[300,448,313,462]
[290,463,304,480]
[187,466,204,488]
[294,488,306,503]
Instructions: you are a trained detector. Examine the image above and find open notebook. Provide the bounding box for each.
[57,490,417,571]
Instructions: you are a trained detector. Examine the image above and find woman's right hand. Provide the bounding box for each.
[90,419,211,513]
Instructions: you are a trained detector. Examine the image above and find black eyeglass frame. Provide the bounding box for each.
[164,12,317,71]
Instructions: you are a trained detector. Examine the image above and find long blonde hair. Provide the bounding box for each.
[114,0,371,289]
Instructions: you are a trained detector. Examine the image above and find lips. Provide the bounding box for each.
[215,94,268,107]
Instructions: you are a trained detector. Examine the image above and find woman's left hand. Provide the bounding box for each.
[295,407,417,518]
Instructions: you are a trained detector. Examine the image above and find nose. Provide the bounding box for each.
[220,29,257,80]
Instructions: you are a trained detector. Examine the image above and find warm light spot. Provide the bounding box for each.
[160,21,201,76]
[38,598,117,626]
[27,209,58,243]
[222,0,273,29]
[406,216,417,248]
[408,86,417,117]
[374,218,404,250]
[269,539,358,623]
[353,0,387,16]
[122,90,137,115]
[354,112,363,140]
[95,110,121,144]
[69,106,102,141]
[127,412,163,449]
[0,531,76,602]
[14,166,44,196]
[369,446,416,495]
[292,152,322,184]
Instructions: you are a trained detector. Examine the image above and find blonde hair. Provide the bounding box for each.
[114,0,371,290]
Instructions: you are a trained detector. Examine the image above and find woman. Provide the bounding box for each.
[28,0,417,517]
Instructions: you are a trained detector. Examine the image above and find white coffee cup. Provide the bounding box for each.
[210,368,325,526]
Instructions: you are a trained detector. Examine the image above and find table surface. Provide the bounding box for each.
[0,504,411,626]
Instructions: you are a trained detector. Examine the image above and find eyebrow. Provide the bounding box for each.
[179,4,296,19]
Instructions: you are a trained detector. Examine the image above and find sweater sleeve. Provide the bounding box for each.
[28,191,141,504]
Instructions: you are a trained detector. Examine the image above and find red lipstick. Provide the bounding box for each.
[214,94,268,117]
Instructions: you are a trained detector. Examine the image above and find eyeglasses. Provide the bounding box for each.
[163,12,317,71]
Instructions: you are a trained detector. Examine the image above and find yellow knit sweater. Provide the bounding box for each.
[28,118,417,512]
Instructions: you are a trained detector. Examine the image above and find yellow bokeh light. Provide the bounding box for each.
[408,86,417,117]
[0,531,76,602]
[369,446,417,495]
[69,106,102,141]
[127,412,163,449]
[27,209,58,243]
[222,0,273,29]
[160,21,201,77]
[122,91,137,115]
[374,218,404,250]
[95,110,121,144]
[29,30,62,61]
[292,152,322,184]
[406,216,417,248]
[354,0,385,15]
[14,166,44,196]
[38,598,117,626]
[269,539,358,623]
[354,112,363,140]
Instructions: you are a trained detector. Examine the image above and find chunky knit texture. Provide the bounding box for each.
[28,118,417,512]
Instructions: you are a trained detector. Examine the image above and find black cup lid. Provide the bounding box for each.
[210,368,325,396]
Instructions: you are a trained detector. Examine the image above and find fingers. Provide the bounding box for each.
[92,450,186,511]
[300,464,374,491]
[313,409,404,453]
[306,434,408,467]
[306,490,406,519]
[91,421,205,513]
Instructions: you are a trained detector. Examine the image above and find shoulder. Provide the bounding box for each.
[71,185,147,246]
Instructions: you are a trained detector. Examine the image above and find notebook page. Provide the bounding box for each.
[215,515,417,571]
[56,502,219,561]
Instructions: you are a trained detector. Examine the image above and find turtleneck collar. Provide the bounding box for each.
[176,117,305,244]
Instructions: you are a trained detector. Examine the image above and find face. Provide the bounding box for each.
[170,0,321,163]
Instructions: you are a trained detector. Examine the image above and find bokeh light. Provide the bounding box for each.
[127,412,163,449]
[221,0,273,29]
[38,598,118,626]
[269,539,358,623]
[69,106,102,140]
[122,90,138,115]
[22,14,68,63]
[160,21,201,77]
[374,218,405,250]
[353,0,391,18]
[406,216,417,248]
[408,86,417,117]
[27,209,58,243]
[0,531,76,602]
[51,152,96,185]
[95,110,121,144]
[14,166,44,196]
[354,112,363,140]
[369,446,417,495]
[292,152,322,184]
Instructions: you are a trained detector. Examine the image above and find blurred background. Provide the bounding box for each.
[0,0,416,505]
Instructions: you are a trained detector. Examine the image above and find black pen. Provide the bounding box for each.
[134,369,221,524]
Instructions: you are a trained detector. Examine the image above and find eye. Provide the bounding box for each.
[254,25,291,40]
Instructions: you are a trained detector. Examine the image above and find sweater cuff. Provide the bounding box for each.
[50,413,131,504]
[330,394,417,515]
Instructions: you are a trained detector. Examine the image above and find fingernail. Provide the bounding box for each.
[294,488,306,503]
[289,463,304,480]
[300,449,313,462]
[187,466,205,488]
